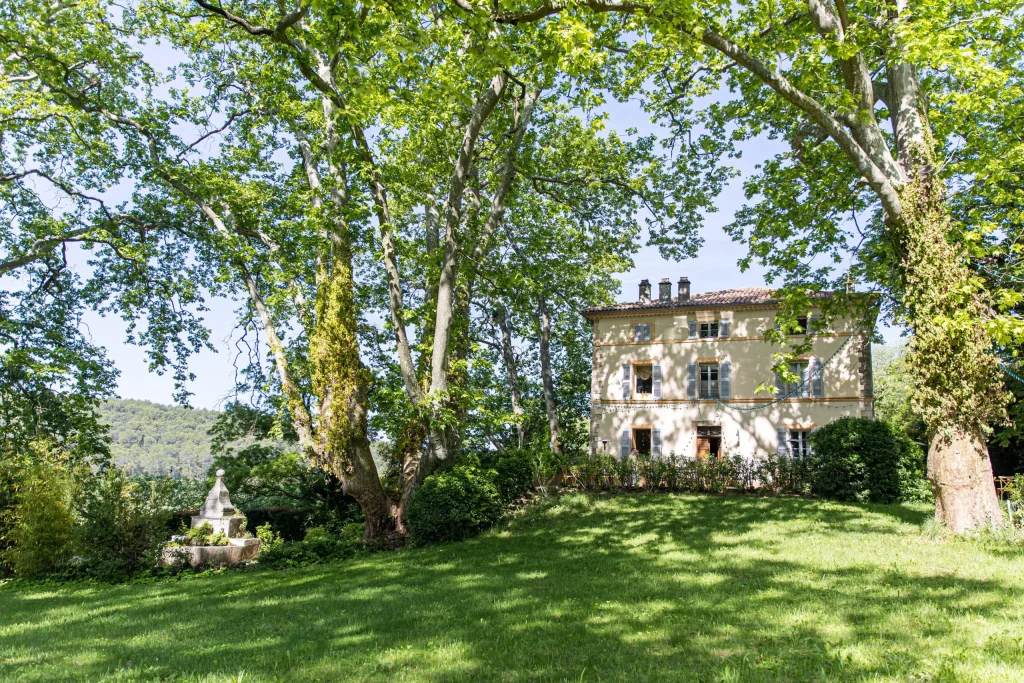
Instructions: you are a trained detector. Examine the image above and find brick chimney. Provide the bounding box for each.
[659,278,672,302]
[639,279,651,303]
[678,276,690,302]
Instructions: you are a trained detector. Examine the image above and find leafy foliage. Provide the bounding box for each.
[257,523,365,570]
[808,418,928,505]
[479,450,535,504]
[76,467,173,581]
[407,468,504,545]
[0,459,78,577]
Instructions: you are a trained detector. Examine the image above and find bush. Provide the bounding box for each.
[77,467,173,581]
[1,461,78,577]
[479,450,534,503]
[808,417,926,504]
[257,523,364,570]
[407,467,503,544]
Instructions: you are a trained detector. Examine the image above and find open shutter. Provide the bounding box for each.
[686,362,697,399]
[652,429,662,459]
[810,314,820,334]
[775,370,787,397]
[622,364,631,400]
[688,320,698,339]
[776,427,789,456]
[719,320,730,338]
[620,430,631,458]
[719,360,731,399]
[652,364,663,399]
[811,357,824,398]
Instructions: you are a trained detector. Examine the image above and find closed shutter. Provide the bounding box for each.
[622,364,631,399]
[719,360,731,399]
[652,364,663,399]
[775,369,787,397]
[686,362,697,399]
[719,320,730,337]
[652,429,662,459]
[620,430,631,458]
[811,357,824,398]
[688,320,698,339]
[777,427,789,456]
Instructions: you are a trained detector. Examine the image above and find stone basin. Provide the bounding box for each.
[162,537,260,567]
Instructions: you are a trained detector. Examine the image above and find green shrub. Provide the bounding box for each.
[808,417,926,504]
[407,467,503,544]
[257,523,363,570]
[479,450,534,503]
[255,522,283,551]
[77,467,173,581]
[169,522,230,547]
[1,462,78,577]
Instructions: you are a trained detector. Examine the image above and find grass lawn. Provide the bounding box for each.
[2,493,1023,682]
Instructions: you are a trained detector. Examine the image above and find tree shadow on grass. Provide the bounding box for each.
[1,493,1021,682]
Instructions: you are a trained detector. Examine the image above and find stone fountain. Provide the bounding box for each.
[162,469,261,567]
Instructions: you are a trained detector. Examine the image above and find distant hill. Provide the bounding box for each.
[98,399,220,478]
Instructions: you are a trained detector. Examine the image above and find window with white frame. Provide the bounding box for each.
[699,321,719,338]
[632,323,652,342]
[699,363,719,398]
[787,361,810,397]
[788,429,813,457]
[634,363,653,395]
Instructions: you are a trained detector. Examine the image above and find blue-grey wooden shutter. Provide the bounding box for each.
[776,427,789,456]
[688,320,698,338]
[810,314,820,334]
[652,429,662,459]
[686,362,697,399]
[811,357,824,398]
[719,360,731,399]
[719,319,730,337]
[622,364,631,399]
[620,430,631,458]
[652,364,663,399]
[775,370,787,397]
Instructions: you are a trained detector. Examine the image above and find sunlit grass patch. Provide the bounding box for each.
[1,493,1022,682]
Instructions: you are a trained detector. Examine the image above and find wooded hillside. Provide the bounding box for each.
[98,400,219,478]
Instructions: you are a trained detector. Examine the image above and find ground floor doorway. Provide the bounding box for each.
[696,425,722,458]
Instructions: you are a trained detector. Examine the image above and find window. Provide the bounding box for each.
[788,361,809,397]
[788,429,813,457]
[699,363,719,398]
[634,363,653,396]
[632,323,652,342]
[699,321,719,338]
[633,428,652,455]
[796,316,808,334]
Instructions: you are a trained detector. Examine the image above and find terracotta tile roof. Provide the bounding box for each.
[583,287,832,317]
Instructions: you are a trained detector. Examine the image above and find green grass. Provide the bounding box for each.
[2,494,1023,682]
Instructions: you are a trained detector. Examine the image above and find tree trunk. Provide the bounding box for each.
[892,181,1008,531]
[538,296,562,455]
[928,429,1003,532]
[495,304,526,449]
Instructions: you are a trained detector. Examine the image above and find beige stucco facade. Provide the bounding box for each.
[586,299,874,459]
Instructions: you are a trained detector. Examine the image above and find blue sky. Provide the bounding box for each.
[75,62,904,409]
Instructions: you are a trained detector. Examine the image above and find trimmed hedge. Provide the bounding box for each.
[407,467,503,544]
[808,417,927,504]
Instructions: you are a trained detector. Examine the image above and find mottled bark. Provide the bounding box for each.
[538,297,562,455]
[495,305,526,449]
[929,429,1003,532]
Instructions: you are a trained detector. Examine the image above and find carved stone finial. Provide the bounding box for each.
[199,469,235,519]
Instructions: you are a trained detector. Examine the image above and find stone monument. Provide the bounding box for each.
[162,469,261,567]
